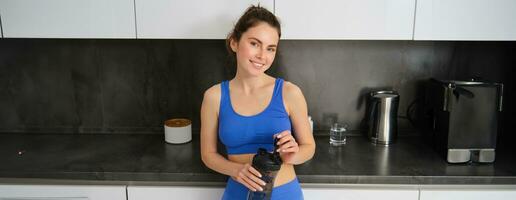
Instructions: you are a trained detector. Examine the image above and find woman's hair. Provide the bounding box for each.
[225,5,281,56]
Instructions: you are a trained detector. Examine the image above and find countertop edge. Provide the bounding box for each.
[2,175,516,186]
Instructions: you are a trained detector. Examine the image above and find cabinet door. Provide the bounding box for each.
[302,184,419,200]
[1,15,3,38]
[135,0,273,39]
[414,0,516,40]
[420,185,516,200]
[0,184,126,200]
[275,0,416,40]
[0,0,136,38]
[128,185,224,200]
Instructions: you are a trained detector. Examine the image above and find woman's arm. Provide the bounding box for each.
[276,82,316,165]
[200,85,266,191]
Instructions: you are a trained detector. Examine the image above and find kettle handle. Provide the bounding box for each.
[368,98,379,138]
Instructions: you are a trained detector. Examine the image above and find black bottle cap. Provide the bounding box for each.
[252,148,282,172]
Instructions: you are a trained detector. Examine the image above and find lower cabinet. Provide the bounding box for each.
[420,185,516,200]
[302,184,420,200]
[127,185,224,200]
[2,182,516,200]
[0,184,126,200]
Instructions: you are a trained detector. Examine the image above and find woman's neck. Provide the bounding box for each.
[231,74,273,95]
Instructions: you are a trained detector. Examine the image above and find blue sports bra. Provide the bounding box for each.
[218,78,292,155]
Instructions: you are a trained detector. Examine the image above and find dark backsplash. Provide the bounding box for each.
[0,39,514,137]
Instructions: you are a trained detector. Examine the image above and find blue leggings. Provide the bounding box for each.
[221,177,303,200]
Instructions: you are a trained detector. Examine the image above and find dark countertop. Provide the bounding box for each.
[1,132,516,185]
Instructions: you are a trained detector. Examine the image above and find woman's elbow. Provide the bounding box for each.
[201,152,211,167]
[306,143,316,160]
[201,151,217,169]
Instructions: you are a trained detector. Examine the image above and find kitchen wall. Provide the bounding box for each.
[0,39,513,137]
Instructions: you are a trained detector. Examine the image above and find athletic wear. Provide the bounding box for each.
[221,177,304,200]
[218,78,291,155]
[218,78,303,199]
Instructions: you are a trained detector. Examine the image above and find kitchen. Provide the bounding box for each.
[0,0,515,199]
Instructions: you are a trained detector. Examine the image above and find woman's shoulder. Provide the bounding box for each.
[203,83,222,106]
[281,80,306,113]
[282,80,304,99]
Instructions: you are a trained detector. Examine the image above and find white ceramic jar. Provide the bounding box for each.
[164,118,192,144]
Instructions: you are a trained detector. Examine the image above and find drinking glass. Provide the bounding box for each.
[329,123,347,146]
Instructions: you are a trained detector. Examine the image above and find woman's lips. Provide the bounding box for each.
[250,60,265,69]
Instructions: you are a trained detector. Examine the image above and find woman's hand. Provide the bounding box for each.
[231,163,266,192]
[274,130,300,164]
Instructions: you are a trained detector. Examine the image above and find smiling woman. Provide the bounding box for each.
[200,4,315,200]
[229,23,278,77]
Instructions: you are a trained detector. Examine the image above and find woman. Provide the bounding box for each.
[200,5,315,200]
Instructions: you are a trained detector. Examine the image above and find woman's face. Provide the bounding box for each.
[231,22,279,77]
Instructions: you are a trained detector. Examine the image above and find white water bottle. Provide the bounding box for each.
[308,115,313,133]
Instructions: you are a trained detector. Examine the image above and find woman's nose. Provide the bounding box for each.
[256,49,264,59]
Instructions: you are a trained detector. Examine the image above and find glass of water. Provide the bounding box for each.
[330,123,347,146]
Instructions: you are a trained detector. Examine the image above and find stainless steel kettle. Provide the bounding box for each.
[366,90,399,145]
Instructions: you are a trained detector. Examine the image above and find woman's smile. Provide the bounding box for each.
[250,59,265,69]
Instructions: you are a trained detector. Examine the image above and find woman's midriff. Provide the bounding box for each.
[228,153,296,187]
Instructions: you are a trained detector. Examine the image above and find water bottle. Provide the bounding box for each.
[247,137,283,200]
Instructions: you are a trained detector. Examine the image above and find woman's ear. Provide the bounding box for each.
[230,37,238,53]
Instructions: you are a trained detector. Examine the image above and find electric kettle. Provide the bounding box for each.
[366,90,400,145]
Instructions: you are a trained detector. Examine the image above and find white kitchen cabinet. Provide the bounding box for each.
[134,0,273,39]
[275,0,416,40]
[414,0,516,41]
[1,14,3,38]
[0,0,136,38]
[127,185,224,200]
[0,184,126,200]
[302,184,419,200]
[420,185,516,200]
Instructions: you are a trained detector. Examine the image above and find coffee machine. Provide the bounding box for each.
[424,79,503,163]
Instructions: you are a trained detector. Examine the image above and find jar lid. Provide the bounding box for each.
[165,118,191,127]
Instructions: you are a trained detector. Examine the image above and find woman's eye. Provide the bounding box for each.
[250,42,258,47]
[268,48,276,52]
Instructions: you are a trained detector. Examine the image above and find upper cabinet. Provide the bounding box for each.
[414,0,516,41]
[275,0,416,40]
[0,0,136,38]
[135,0,273,39]
[1,14,3,38]
[1,0,515,40]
